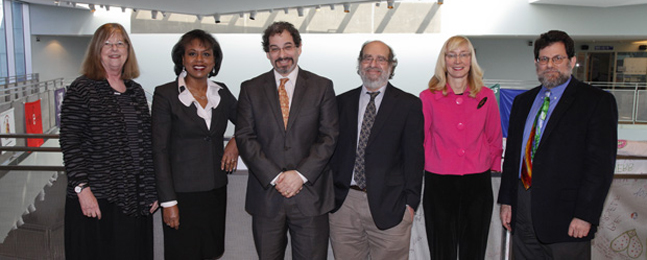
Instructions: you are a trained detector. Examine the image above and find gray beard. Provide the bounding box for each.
[538,71,570,89]
[360,68,390,90]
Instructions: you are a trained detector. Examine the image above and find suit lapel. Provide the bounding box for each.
[260,71,285,134]
[367,84,397,147]
[176,80,210,134]
[539,78,578,147]
[287,70,308,132]
[347,87,362,150]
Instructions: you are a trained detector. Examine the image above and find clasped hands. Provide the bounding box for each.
[275,170,304,198]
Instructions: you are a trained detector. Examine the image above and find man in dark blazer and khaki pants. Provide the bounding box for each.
[329,40,424,260]
[235,22,338,260]
[498,30,618,260]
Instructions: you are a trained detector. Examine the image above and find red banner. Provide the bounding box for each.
[25,100,44,147]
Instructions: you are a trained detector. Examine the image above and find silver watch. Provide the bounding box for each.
[74,184,88,194]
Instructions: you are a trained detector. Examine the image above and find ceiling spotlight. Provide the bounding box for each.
[161,11,167,17]
[250,10,257,20]
[297,7,304,17]
[151,10,158,19]
[343,3,350,13]
[214,13,221,23]
[437,0,443,4]
[196,14,203,21]
[283,8,289,14]
[375,2,380,7]
[121,6,126,12]
[316,5,321,11]
[104,5,109,11]
[329,4,335,10]
[99,4,103,8]
[54,0,60,6]
[387,0,395,9]
[70,1,76,7]
[132,8,137,12]
[88,4,95,12]
[238,13,244,18]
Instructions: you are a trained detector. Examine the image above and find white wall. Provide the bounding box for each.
[30,5,130,36]
[131,33,448,97]
[30,35,90,82]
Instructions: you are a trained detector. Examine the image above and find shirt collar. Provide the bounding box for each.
[177,70,222,107]
[273,66,299,87]
[361,84,387,95]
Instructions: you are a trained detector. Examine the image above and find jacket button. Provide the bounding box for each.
[455,97,464,105]
[204,136,211,141]
[456,122,465,130]
[457,149,465,156]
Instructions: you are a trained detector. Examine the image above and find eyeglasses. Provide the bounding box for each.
[103,41,128,49]
[536,55,568,65]
[445,53,471,60]
[269,45,295,54]
[361,55,389,65]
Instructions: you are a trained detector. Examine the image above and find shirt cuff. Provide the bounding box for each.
[161,200,178,208]
[270,172,282,186]
[270,171,308,185]
[295,170,308,184]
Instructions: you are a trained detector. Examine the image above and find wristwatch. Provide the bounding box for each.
[74,184,88,194]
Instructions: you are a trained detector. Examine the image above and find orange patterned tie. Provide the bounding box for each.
[278,78,290,129]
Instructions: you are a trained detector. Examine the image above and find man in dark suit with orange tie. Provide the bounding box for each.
[235,21,338,260]
[329,40,424,260]
[498,30,618,259]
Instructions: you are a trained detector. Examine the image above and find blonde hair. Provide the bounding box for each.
[81,23,140,80]
[428,36,484,98]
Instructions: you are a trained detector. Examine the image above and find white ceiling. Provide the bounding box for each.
[23,0,378,16]
[20,0,647,17]
[529,0,647,8]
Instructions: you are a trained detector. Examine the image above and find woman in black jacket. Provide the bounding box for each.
[59,23,158,260]
[152,29,238,260]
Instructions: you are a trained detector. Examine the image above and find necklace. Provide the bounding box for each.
[187,86,207,100]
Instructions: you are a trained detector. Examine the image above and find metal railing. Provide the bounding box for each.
[484,79,647,124]
[0,73,39,85]
[0,78,64,105]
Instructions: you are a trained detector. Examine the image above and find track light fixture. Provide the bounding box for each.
[89,4,95,12]
[284,8,289,14]
[297,7,304,17]
[104,5,109,11]
[214,13,221,23]
[196,14,203,21]
[329,4,335,10]
[387,0,395,9]
[151,10,158,19]
[343,3,350,13]
[121,6,126,12]
[250,10,257,20]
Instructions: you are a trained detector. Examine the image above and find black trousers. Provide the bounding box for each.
[163,186,227,260]
[64,197,153,260]
[513,181,591,260]
[423,170,493,260]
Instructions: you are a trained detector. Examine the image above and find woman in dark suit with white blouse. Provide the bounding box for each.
[60,23,158,260]
[152,29,238,260]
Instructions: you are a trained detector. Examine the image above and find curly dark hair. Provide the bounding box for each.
[534,30,574,60]
[262,21,301,53]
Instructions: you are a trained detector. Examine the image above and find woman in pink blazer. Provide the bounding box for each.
[419,36,503,260]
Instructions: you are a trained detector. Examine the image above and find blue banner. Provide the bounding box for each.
[499,89,527,137]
